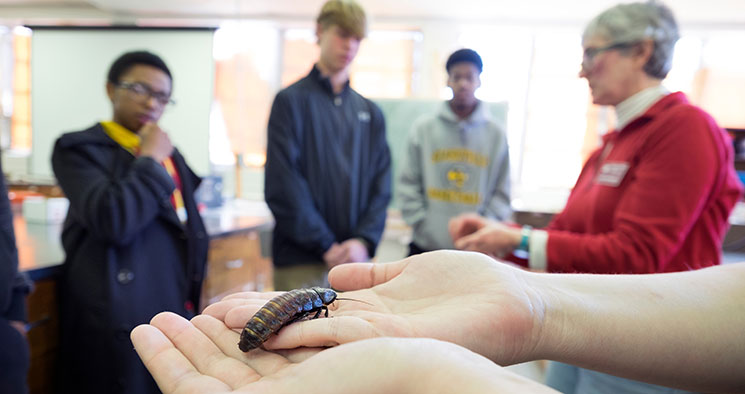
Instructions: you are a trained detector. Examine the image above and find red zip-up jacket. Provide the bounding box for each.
[545,92,743,274]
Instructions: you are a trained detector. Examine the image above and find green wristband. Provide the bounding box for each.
[517,225,532,252]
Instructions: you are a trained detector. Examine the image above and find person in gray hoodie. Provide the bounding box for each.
[397,48,511,255]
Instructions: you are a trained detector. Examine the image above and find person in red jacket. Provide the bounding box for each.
[451,2,743,275]
[449,1,743,393]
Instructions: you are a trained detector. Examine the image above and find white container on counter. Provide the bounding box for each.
[22,196,70,224]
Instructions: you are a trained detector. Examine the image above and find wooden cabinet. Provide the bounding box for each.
[200,230,273,310]
[728,128,745,171]
[26,279,59,394]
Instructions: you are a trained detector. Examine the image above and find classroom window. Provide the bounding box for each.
[457,26,745,211]
[212,24,418,166]
[692,32,745,128]
[211,22,280,167]
[0,26,32,153]
[281,28,418,98]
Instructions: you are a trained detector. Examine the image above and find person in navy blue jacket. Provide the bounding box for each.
[0,151,32,394]
[51,51,208,394]
[265,0,391,290]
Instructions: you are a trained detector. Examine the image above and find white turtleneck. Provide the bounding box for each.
[614,84,670,130]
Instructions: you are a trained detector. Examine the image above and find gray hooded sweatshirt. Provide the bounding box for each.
[397,101,511,251]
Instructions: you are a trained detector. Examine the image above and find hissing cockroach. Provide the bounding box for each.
[239,287,339,352]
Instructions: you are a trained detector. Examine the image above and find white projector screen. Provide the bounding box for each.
[30,27,214,177]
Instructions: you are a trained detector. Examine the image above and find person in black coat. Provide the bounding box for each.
[51,51,209,394]
[0,151,32,394]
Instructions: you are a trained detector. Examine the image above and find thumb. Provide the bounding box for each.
[329,259,409,291]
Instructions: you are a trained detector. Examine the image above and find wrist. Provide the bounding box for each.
[527,272,586,362]
[512,225,531,259]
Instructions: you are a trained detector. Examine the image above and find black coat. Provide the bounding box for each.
[0,151,31,394]
[51,124,209,394]
[265,66,392,266]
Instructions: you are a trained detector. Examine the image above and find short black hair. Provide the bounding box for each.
[107,50,172,85]
[446,48,483,73]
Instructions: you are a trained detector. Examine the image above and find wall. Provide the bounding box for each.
[30,27,214,177]
[230,98,508,206]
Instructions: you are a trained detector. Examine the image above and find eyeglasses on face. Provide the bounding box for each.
[581,41,635,71]
[117,81,175,106]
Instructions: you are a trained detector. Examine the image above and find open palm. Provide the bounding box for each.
[203,250,543,365]
[131,311,554,394]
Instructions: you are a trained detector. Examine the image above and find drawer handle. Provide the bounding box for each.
[25,315,51,331]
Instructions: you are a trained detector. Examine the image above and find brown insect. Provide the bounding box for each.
[238,287,370,352]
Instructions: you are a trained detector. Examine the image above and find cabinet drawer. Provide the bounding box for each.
[201,231,273,309]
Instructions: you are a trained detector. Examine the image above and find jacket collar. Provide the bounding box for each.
[614,85,669,130]
[309,64,351,96]
[603,91,690,143]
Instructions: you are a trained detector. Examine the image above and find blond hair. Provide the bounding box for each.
[316,0,367,39]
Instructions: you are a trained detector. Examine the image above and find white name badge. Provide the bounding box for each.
[596,162,630,187]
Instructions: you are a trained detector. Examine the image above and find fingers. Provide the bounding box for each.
[222,291,283,301]
[453,227,492,252]
[275,347,324,363]
[190,314,291,378]
[149,312,259,390]
[138,121,158,136]
[131,314,231,393]
[329,243,351,266]
[262,316,380,350]
[449,214,483,241]
[448,217,461,241]
[324,243,346,267]
[328,259,409,291]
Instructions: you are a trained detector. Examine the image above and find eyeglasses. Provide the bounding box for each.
[581,42,635,71]
[117,81,175,106]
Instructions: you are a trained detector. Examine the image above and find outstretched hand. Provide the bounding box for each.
[131,311,553,394]
[203,250,544,365]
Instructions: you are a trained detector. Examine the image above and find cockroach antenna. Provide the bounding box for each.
[335,297,374,306]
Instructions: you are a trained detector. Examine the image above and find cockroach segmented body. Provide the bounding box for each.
[238,287,338,352]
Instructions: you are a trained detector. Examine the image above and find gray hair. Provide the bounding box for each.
[583,1,680,79]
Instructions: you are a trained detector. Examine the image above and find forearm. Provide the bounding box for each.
[530,264,745,392]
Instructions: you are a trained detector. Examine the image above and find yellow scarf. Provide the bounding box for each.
[101,121,187,222]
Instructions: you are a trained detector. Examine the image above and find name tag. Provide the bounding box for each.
[596,162,630,187]
[358,111,370,122]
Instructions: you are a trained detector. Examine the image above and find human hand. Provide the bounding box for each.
[204,250,544,366]
[453,221,522,258]
[449,212,490,242]
[131,312,553,394]
[10,320,26,337]
[323,242,347,268]
[138,122,173,162]
[339,238,370,263]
